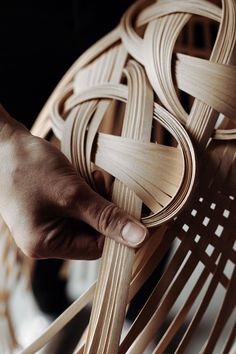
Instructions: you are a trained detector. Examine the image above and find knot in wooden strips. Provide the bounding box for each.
[43,0,236,226]
[120,0,236,144]
[57,60,196,227]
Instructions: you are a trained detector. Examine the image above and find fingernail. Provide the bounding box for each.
[121,222,147,245]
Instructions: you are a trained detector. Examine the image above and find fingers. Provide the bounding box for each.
[46,231,105,260]
[20,219,105,260]
[54,221,105,260]
[66,181,148,249]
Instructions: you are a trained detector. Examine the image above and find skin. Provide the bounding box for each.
[0,105,148,260]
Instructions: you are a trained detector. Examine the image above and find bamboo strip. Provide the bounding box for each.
[83,60,153,354]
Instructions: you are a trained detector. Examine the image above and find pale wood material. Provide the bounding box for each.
[1,0,236,353]
[0,217,29,353]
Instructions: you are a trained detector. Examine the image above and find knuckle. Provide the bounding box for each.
[58,185,80,211]
[97,204,127,236]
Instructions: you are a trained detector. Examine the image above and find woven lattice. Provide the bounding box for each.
[1,0,236,353]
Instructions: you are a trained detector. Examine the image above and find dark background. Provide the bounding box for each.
[0,0,133,128]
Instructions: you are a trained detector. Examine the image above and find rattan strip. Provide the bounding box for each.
[30,0,233,143]
[0,216,23,352]
[222,321,236,354]
[186,0,236,150]
[175,54,236,121]
[22,247,150,354]
[83,60,153,354]
[74,226,169,354]
[30,27,121,138]
[119,221,213,353]
[121,137,236,353]
[19,220,167,353]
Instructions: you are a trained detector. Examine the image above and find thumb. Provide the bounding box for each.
[68,181,148,248]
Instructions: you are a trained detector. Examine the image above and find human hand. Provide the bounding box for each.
[0,106,148,260]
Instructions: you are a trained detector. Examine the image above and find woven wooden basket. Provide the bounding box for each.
[1,0,236,353]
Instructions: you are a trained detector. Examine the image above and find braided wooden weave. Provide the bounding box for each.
[1,0,236,353]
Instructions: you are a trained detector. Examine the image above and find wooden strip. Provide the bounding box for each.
[202,265,236,354]
[30,27,121,138]
[20,284,95,354]
[222,321,236,354]
[176,54,236,120]
[83,60,153,354]
[186,0,236,150]
[176,235,235,353]
[152,267,211,353]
